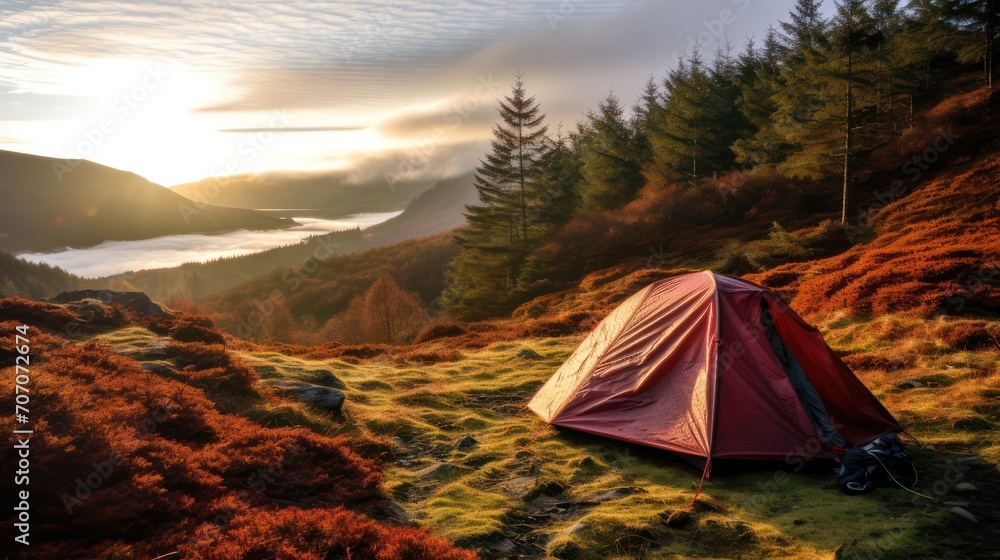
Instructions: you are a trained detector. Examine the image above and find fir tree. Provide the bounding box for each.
[578,92,644,209]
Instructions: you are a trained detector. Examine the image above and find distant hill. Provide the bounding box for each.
[0,150,294,252]
[364,172,477,246]
[170,170,437,217]
[59,173,477,301]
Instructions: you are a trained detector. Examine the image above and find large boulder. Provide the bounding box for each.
[262,379,345,414]
[47,290,172,319]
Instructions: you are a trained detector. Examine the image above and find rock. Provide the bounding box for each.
[517,348,542,360]
[485,538,516,552]
[455,434,479,450]
[953,482,979,495]
[390,436,407,448]
[950,506,979,523]
[414,462,472,481]
[662,506,695,528]
[896,379,925,389]
[566,522,590,535]
[68,299,115,322]
[262,379,345,414]
[47,290,172,319]
[309,369,345,388]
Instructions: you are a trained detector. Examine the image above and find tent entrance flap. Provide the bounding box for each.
[763,303,846,448]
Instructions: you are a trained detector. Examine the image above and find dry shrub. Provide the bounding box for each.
[398,349,464,364]
[0,297,82,332]
[841,352,916,371]
[749,149,1000,318]
[521,311,596,337]
[169,313,227,345]
[935,321,1000,350]
[181,506,478,560]
[165,341,258,394]
[413,321,467,343]
[0,321,390,558]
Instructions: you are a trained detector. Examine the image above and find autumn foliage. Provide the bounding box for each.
[0,301,477,559]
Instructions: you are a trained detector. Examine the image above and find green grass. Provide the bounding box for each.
[91,316,998,558]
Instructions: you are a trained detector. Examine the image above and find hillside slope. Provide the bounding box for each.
[0,150,294,252]
[171,170,438,217]
[0,297,476,559]
[100,174,473,301]
[748,88,1000,318]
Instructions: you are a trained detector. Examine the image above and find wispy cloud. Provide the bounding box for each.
[0,0,789,185]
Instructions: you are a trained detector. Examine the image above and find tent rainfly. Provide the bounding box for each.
[528,271,900,472]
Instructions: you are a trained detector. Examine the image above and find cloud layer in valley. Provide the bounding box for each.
[0,0,792,186]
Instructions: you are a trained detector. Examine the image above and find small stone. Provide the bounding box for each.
[950,506,978,523]
[485,538,515,552]
[414,462,471,481]
[262,379,345,414]
[517,348,542,360]
[662,507,694,528]
[566,522,589,535]
[390,436,406,448]
[455,434,479,450]
[952,482,979,494]
[896,379,925,389]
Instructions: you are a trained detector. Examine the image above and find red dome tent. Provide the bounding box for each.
[528,271,900,471]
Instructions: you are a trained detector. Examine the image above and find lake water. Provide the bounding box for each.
[17,212,401,278]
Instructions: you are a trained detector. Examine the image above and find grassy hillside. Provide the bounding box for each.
[201,312,996,559]
[0,150,294,252]
[0,297,476,559]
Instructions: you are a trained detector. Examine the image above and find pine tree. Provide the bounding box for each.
[577,92,644,209]
[443,73,550,317]
[947,0,1000,88]
[780,0,829,62]
[733,27,793,167]
[648,50,742,184]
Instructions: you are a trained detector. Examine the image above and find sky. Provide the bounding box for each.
[0,0,798,187]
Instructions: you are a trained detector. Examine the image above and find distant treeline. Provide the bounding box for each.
[441,0,998,318]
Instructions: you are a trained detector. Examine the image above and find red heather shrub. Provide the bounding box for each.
[935,321,1000,350]
[748,152,1000,318]
[413,321,467,343]
[165,340,257,394]
[169,313,227,345]
[0,297,82,333]
[181,506,479,560]
[0,301,418,559]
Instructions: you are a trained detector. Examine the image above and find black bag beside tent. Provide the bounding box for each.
[837,433,918,495]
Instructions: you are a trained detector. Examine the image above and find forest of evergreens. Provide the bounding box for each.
[442,0,998,318]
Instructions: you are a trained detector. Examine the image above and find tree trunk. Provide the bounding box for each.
[842,48,853,226]
[988,0,996,88]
